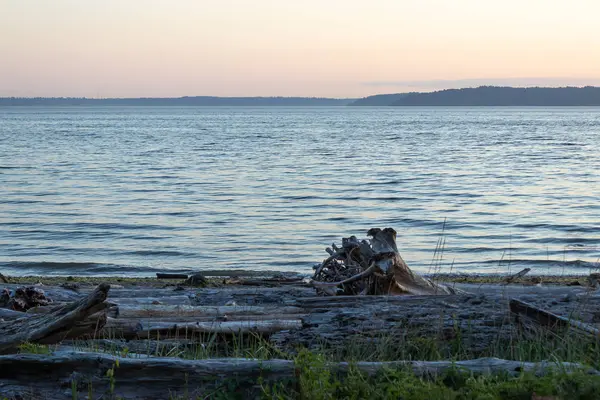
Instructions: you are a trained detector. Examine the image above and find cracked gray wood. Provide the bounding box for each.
[0,283,110,354]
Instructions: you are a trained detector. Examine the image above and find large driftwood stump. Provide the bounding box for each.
[312,228,458,296]
[0,283,110,354]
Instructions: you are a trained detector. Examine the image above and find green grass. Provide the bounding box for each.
[262,353,600,400]
[17,325,600,399]
[17,342,54,355]
[57,327,600,366]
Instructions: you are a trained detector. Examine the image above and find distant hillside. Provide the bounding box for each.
[0,96,355,106]
[391,86,600,106]
[5,87,600,106]
[350,86,600,106]
[349,93,411,106]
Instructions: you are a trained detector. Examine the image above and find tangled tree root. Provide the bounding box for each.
[311,228,459,296]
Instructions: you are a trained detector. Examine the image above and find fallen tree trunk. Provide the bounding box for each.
[312,228,460,296]
[114,304,305,319]
[0,353,595,400]
[108,295,192,306]
[136,319,303,337]
[0,283,110,354]
[156,273,188,280]
[102,318,303,339]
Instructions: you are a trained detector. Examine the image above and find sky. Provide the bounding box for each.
[1,0,600,98]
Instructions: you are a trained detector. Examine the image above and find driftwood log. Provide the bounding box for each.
[102,318,304,339]
[510,298,600,338]
[113,304,305,319]
[156,273,188,280]
[504,268,531,284]
[0,352,595,400]
[0,284,110,354]
[312,228,459,295]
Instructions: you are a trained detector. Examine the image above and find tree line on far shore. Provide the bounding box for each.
[350,86,600,106]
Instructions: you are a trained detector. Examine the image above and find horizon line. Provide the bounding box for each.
[3,84,600,100]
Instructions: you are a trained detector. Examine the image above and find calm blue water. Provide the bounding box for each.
[1,106,599,276]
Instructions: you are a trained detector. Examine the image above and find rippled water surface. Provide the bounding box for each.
[1,106,599,276]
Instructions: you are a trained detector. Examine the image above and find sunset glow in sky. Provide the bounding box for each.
[1,0,599,97]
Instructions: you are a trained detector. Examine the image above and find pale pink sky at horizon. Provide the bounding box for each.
[1,0,599,98]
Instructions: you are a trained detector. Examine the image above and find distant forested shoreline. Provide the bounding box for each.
[3,87,600,106]
[350,86,600,106]
[0,96,354,106]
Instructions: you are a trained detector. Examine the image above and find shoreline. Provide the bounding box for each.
[2,270,595,287]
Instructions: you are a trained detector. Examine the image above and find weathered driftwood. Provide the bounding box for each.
[103,318,303,339]
[108,295,192,306]
[0,284,110,354]
[510,298,600,338]
[504,268,531,284]
[156,273,188,280]
[0,353,595,400]
[60,338,200,356]
[47,313,108,343]
[137,319,303,337]
[26,301,117,316]
[273,293,517,354]
[192,286,315,306]
[78,287,195,298]
[284,289,599,355]
[0,308,29,320]
[312,228,459,296]
[94,287,600,354]
[114,304,305,319]
[0,308,108,342]
[297,294,458,308]
[3,277,597,360]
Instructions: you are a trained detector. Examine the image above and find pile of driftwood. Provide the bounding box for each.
[1,227,599,399]
[0,286,53,311]
[0,284,111,354]
[312,227,458,296]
